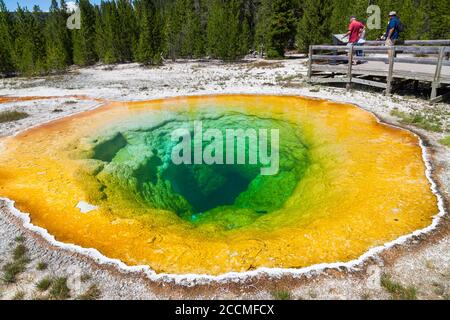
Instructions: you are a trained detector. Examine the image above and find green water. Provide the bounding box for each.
[80,113,310,229]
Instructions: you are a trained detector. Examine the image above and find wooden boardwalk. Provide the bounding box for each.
[308,40,450,103]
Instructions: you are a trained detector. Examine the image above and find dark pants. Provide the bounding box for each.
[349,42,364,58]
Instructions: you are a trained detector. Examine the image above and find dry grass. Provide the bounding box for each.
[380,274,418,300]
[2,243,29,284]
[271,290,292,300]
[13,244,27,260]
[440,136,450,147]
[36,277,53,291]
[390,109,445,133]
[49,277,70,300]
[80,274,92,283]
[0,110,29,123]
[246,61,284,70]
[36,262,48,271]
[12,291,26,300]
[77,284,101,300]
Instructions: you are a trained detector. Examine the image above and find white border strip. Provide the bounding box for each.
[0,94,447,287]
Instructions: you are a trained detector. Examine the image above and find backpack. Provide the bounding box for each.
[397,20,405,32]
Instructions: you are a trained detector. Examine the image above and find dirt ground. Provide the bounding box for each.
[0,57,448,300]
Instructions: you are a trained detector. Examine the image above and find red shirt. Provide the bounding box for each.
[348,20,364,43]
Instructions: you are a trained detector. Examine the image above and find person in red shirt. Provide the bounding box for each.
[344,16,365,44]
[343,16,365,64]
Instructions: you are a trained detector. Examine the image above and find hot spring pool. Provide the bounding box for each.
[0,95,440,276]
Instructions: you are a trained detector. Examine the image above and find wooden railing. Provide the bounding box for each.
[307,41,450,102]
[363,39,450,46]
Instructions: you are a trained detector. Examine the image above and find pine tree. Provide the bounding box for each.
[428,0,450,39]
[166,0,205,59]
[13,6,32,75]
[13,5,47,75]
[94,5,104,60]
[135,0,164,65]
[255,0,271,55]
[330,0,352,36]
[45,0,72,72]
[166,1,181,59]
[225,0,246,59]
[266,0,296,58]
[60,1,73,63]
[398,0,420,40]
[241,0,256,53]
[0,0,15,74]
[95,1,120,64]
[31,6,48,73]
[116,0,138,62]
[206,0,226,58]
[296,0,333,52]
[72,0,98,66]
[206,0,248,60]
[240,9,251,54]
